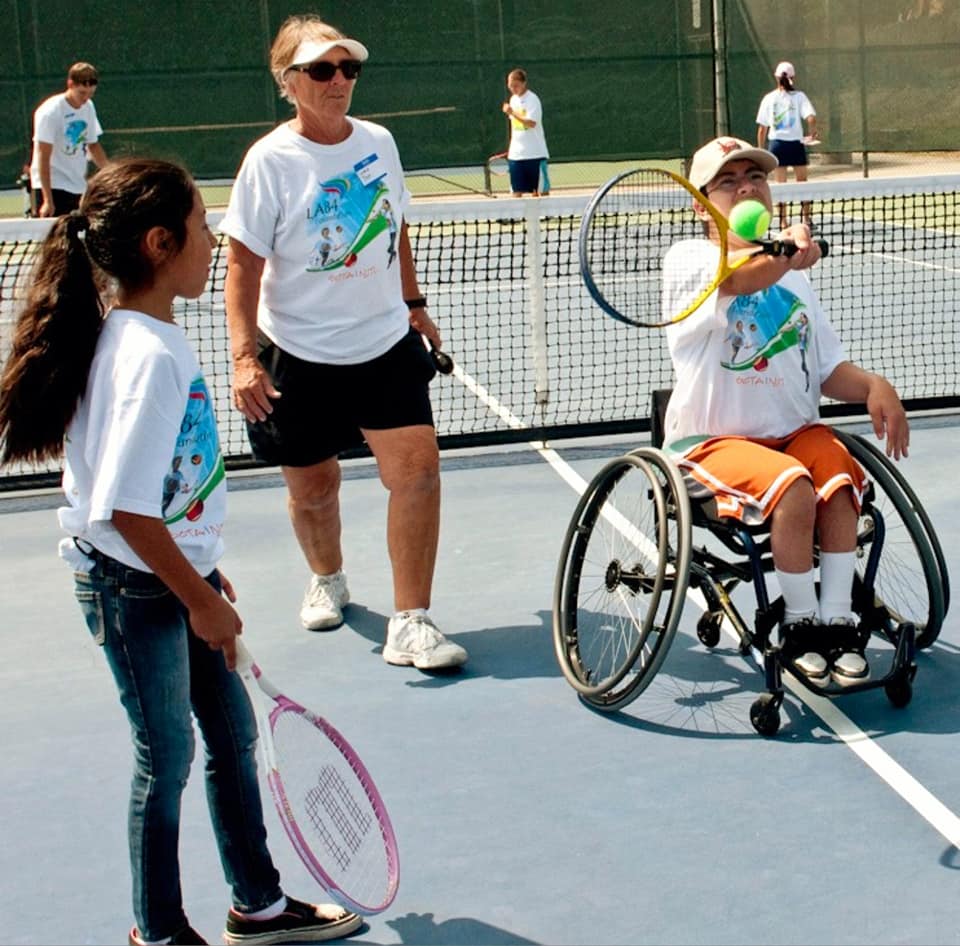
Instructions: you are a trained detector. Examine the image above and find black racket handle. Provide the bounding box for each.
[765,238,830,258]
[430,343,455,375]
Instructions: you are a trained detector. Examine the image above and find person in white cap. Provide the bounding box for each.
[755,61,819,227]
[221,14,468,671]
[661,135,909,691]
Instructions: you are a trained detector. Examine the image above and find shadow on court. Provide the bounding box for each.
[344,603,561,685]
[386,912,539,945]
[575,617,960,744]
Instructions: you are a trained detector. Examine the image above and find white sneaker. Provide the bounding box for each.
[383,611,468,670]
[300,571,349,630]
[827,616,870,686]
[781,616,829,688]
[792,649,830,682]
[832,649,869,684]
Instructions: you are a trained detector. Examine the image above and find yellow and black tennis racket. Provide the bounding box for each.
[579,167,827,329]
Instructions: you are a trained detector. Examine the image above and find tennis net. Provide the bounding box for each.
[1,173,958,490]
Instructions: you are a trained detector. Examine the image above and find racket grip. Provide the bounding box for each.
[234,639,254,673]
[772,238,829,258]
[430,343,455,375]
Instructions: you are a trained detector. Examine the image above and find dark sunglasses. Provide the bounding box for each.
[288,59,362,82]
[76,78,99,87]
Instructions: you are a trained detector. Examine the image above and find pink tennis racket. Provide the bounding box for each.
[236,641,399,915]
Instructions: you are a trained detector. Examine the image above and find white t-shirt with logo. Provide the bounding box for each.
[755,89,815,142]
[507,90,549,161]
[59,309,227,576]
[220,119,413,364]
[30,92,103,194]
[661,240,845,447]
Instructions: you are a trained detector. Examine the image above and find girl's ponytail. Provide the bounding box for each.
[0,212,104,465]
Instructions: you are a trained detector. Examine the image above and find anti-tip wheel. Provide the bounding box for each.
[885,675,914,709]
[696,611,723,648]
[750,694,781,736]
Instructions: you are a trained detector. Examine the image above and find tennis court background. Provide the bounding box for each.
[4,0,960,186]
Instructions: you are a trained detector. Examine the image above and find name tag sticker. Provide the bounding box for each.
[355,153,384,186]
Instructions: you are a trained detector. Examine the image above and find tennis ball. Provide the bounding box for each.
[729,200,771,241]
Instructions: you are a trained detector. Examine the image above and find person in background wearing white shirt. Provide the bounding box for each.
[501,68,549,197]
[755,61,818,227]
[29,61,108,217]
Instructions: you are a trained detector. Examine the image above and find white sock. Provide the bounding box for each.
[776,568,819,623]
[818,550,857,623]
[236,895,287,920]
[134,935,171,945]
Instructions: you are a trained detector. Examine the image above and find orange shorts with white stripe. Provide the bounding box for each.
[668,424,867,526]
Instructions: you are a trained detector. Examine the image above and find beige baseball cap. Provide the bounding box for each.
[774,61,795,78]
[688,136,778,189]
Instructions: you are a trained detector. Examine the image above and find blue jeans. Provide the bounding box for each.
[73,549,282,940]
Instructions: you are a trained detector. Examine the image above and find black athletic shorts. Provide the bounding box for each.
[246,327,437,467]
[32,188,81,216]
[769,139,808,168]
[508,157,542,194]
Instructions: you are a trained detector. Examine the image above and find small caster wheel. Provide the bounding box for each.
[885,675,913,709]
[750,694,781,736]
[696,612,723,648]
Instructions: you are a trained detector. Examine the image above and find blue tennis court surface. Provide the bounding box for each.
[1,414,958,946]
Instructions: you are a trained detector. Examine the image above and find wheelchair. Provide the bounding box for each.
[552,390,950,736]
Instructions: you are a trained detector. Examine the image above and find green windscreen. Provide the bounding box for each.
[3,0,958,185]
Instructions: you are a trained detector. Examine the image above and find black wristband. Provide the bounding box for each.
[404,296,427,309]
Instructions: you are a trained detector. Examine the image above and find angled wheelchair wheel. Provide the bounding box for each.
[836,431,946,649]
[552,449,691,711]
[835,429,949,620]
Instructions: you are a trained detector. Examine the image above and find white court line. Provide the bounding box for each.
[829,244,960,275]
[455,359,960,849]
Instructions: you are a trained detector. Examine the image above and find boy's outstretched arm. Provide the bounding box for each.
[822,363,910,460]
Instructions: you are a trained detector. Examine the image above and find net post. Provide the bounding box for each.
[523,200,550,410]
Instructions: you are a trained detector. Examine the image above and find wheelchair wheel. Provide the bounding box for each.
[834,429,949,619]
[837,431,946,649]
[552,449,691,711]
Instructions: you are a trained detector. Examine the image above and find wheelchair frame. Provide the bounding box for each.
[552,391,949,736]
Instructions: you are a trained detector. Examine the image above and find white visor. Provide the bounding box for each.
[289,38,369,68]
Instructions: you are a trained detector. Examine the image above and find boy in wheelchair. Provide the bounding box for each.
[661,136,910,689]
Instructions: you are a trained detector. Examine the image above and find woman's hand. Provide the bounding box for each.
[232,353,280,423]
[409,306,442,350]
